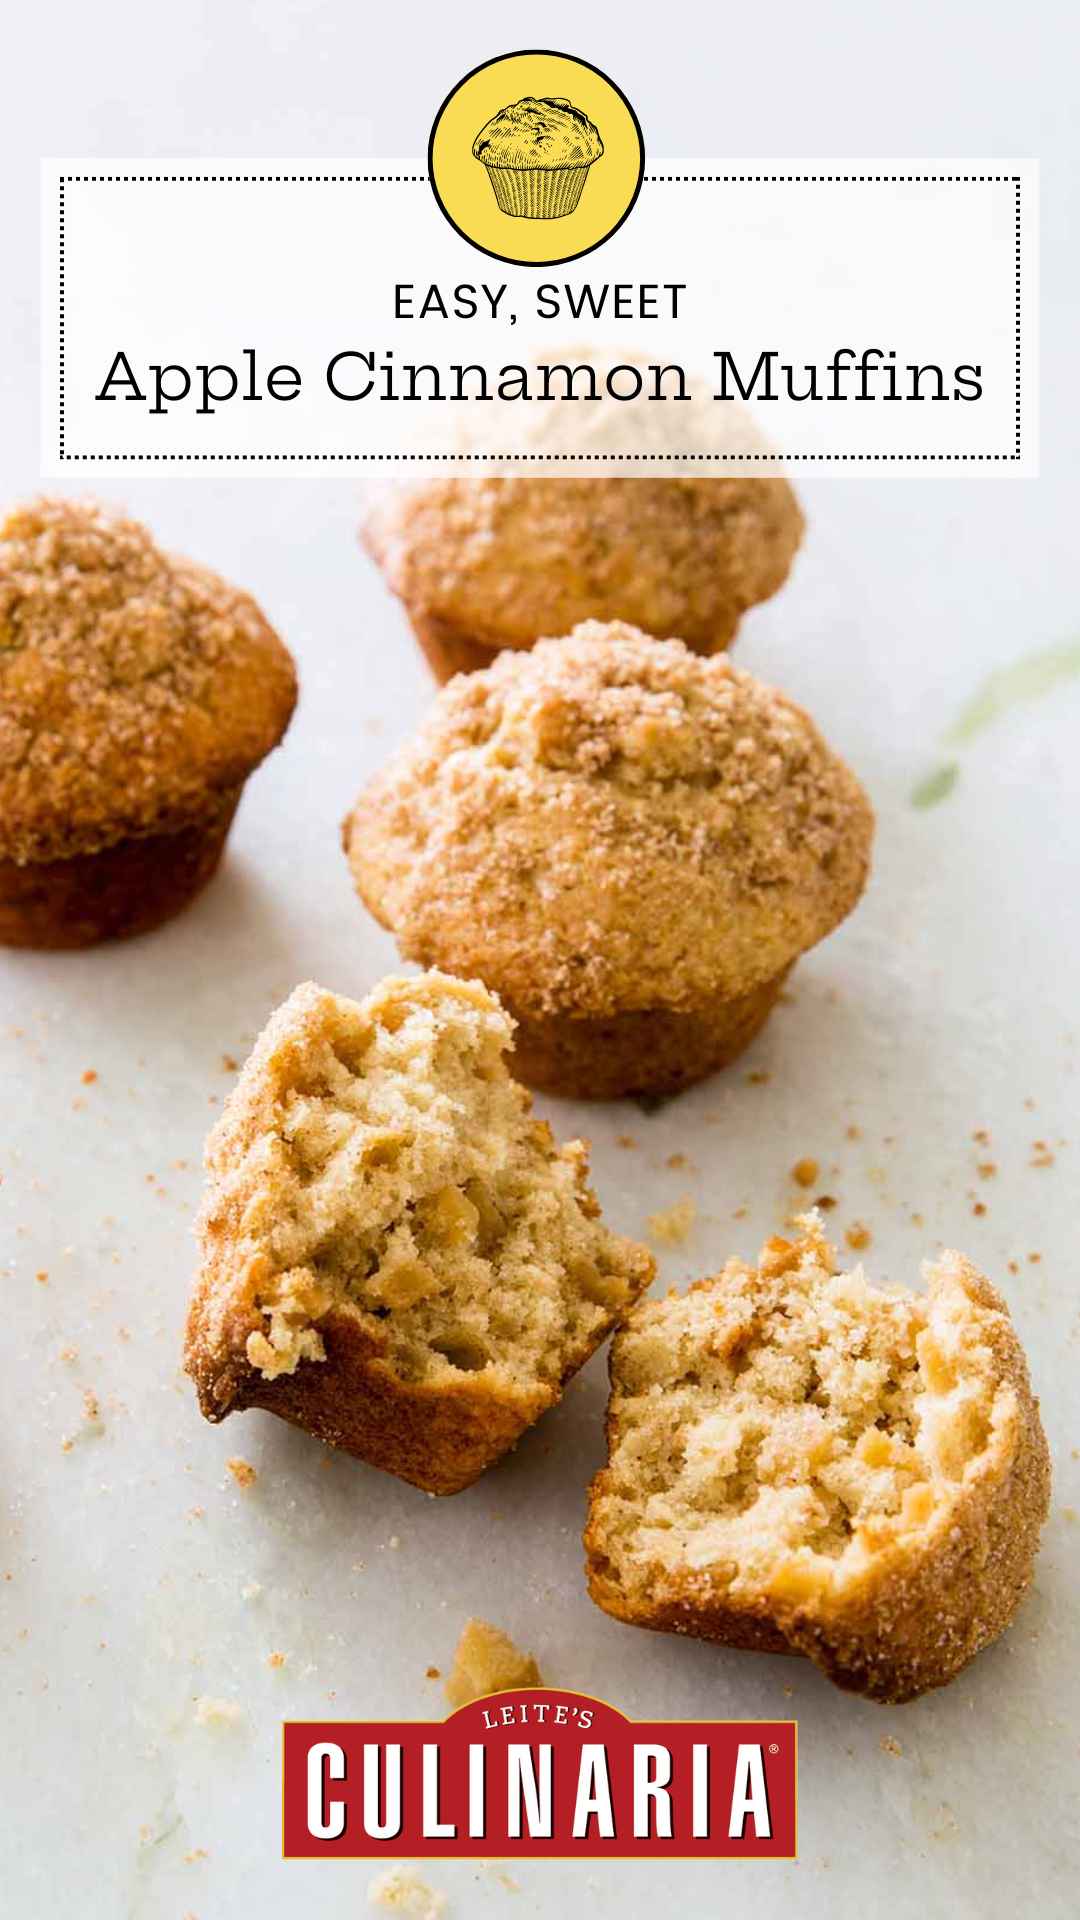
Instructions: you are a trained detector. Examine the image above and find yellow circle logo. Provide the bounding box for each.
[428,51,644,267]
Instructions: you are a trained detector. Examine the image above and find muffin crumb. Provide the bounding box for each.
[368,1865,446,1918]
[647,1199,697,1247]
[445,1618,542,1710]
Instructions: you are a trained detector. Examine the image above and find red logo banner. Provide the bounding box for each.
[283,1690,796,1860]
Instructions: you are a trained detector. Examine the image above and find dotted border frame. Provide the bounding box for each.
[57,173,1024,464]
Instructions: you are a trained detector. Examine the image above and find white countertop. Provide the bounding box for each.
[3,6,1077,1916]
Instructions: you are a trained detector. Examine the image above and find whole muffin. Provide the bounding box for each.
[0,499,297,947]
[585,1218,1050,1703]
[363,473,804,682]
[343,621,873,1100]
[472,96,604,219]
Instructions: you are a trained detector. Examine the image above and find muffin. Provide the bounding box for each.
[185,970,652,1494]
[363,472,804,682]
[472,97,603,219]
[343,622,873,1100]
[0,498,296,947]
[585,1217,1050,1704]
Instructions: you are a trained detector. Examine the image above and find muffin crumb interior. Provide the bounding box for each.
[203,973,643,1394]
[593,1218,1009,1607]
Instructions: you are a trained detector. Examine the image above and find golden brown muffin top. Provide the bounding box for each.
[345,621,874,1018]
[472,98,604,170]
[0,498,297,863]
[363,473,804,656]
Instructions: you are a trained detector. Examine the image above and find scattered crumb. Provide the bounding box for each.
[972,1128,990,1146]
[425,1666,441,1680]
[226,1457,257,1489]
[35,1270,48,1285]
[1030,1141,1055,1168]
[183,1849,208,1864]
[646,1198,696,1247]
[482,1863,521,1892]
[791,1157,819,1188]
[59,1345,78,1364]
[81,1068,98,1085]
[814,1194,837,1212]
[82,1389,102,1425]
[976,1162,997,1179]
[1028,1252,1042,1265]
[368,1865,446,1918]
[845,1124,861,1141]
[194,1696,243,1728]
[732,1205,748,1220]
[221,1053,239,1074]
[1008,1260,1020,1275]
[972,1201,987,1218]
[616,1134,637,1150]
[445,1618,542,1711]
[746,1069,770,1086]
[267,1651,287,1670]
[845,1222,872,1252]
[880,1736,903,1757]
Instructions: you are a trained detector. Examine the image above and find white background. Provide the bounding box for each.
[43,162,1035,464]
[3,5,1079,1919]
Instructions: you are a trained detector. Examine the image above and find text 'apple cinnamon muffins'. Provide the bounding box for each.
[585,1217,1050,1704]
[362,472,804,682]
[185,969,653,1494]
[343,622,873,1100]
[0,498,296,947]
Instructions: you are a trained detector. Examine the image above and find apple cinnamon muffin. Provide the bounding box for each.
[585,1218,1050,1703]
[343,621,873,1100]
[0,498,296,947]
[185,970,652,1494]
[362,472,804,682]
[473,97,604,219]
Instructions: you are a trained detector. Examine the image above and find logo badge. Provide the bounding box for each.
[285,1689,797,1859]
[429,51,644,266]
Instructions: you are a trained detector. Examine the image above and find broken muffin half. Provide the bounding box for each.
[585,1217,1049,1702]
[185,969,653,1493]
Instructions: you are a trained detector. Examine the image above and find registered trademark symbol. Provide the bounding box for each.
[769,1743,780,1754]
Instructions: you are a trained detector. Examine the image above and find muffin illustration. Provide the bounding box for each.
[473,96,603,219]
[363,471,804,683]
[0,499,296,948]
[585,1217,1050,1703]
[185,970,653,1493]
[343,622,873,1100]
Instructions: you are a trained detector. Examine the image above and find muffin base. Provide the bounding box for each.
[506,968,791,1101]
[482,163,592,219]
[409,610,506,683]
[408,605,742,685]
[0,787,241,949]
